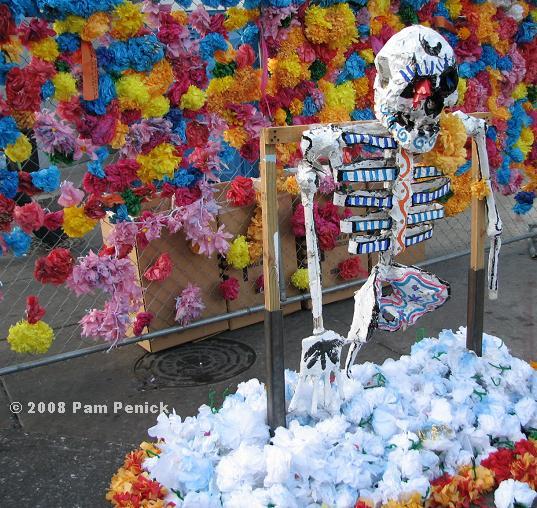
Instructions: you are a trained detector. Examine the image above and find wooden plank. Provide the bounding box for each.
[260,129,281,312]
[265,112,491,144]
[466,138,486,355]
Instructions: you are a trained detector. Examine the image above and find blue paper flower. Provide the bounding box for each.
[200,33,228,62]
[0,52,14,86]
[129,35,165,73]
[2,227,31,257]
[41,80,55,100]
[31,165,61,192]
[303,96,319,116]
[0,117,21,150]
[165,109,187,143]
[81,74,116,116]
[338,53,366,84]
[516,20,536,44]
[351,108,375,121]
[87,160,105,178]
[238,24,259,46]
[0,169,19,199]
[110,204,131,223]
[244,0,260,8]
[57,33,80,53]
[513,191,534,215]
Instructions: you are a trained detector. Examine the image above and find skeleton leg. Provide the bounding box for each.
[453,112,503,299]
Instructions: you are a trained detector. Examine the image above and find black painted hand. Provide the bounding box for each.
[304,338,344,370]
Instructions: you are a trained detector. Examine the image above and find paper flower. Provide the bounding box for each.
[34,248,75,285]
[339,256,365,280]
[220,277,240,300]
[0,168,19,199]
[58,181,84,207]
[144,253,173,282]
[7,319,54,354]
[133,312,154,336]
[25,295,46,324]
[14,201,45,233]
[291,268,309,290]
[5,133,32,163]
[226,176,256,207]
[30,165,61,192]
[2,227,31,256]
[0,194,15,232]
[226,235,251,270]
[62,206,97,238]
[175,283,204,325]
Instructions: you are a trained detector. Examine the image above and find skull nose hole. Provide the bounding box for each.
[381,283,394,297]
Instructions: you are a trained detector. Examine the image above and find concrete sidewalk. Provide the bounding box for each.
[0,241,535,507]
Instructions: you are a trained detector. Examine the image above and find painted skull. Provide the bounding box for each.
[374,25,458,153]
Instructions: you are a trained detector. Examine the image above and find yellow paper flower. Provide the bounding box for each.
[111,121,129,149]
[514,127,534,159]
[382,492,423,508]
[270,53,310,89]
[289,98,303,116]
[223,127,248,150]
[274,108,288,126]
[457,77,467,106]
[471,180,490,200]
[142,95,170,118]
[224,8,259,32]
[291,268,309,290]
[81,12,110,41]
[321,80,355,112]
[12,111,35,130]
[52,72,78,102]
[7,320,54,354]
[5,134,32,163]
[171,10,188,24]
[116,74,150,110]
[360,49,375,64]
[63,206,98,238]
[29,38,59,62]
[444,170,472,216]
[283,175,300,195]
[227,235,251,270]
[54,16,85,34]
[445,0,462,18]
[180,85,207,111]
[111,0,145,41]
[136,143,181,183]
[353,77,370,99]
[421,112,467,176]
[304,6,332,45]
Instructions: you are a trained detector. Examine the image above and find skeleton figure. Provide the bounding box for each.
[289,26,502,415]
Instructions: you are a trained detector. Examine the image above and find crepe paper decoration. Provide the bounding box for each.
[0,194,15,232]
[13,201,45,233]
[226,235,250,270]
[34,248,74,285]
[7,319,55,354]
[219,277,240,301]
[132,312,154,336]
[175,283,204,326]
[25,295,46,324]
[58,180,84,207]
[226,176,256,207]
[290,268,309,291]
[144,253,173,282]
[338,256,365,281]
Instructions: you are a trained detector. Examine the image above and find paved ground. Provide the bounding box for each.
[0,240,536,507]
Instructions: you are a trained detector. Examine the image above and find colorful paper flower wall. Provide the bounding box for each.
[0,0,535,349]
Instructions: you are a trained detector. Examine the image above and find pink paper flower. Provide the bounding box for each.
[220,277,240,301]
[175,283,204,325]
[58,181,84,207]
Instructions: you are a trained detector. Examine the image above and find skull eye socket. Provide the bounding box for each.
[439,67,458,96]
[400,82,415,99]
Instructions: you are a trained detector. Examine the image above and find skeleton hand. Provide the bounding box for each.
[289,331,345,415]
[304,336,344,370]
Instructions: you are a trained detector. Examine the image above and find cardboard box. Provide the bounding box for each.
[100,203,228,352]
[218,192,301,329]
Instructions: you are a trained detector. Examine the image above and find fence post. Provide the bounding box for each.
[466,138,486,355]
[260,128,286,432]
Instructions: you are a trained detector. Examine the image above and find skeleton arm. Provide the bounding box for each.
[453,112,503,299]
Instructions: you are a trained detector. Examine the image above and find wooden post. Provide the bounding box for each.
[260,128,286,432]
[466,139,486,355]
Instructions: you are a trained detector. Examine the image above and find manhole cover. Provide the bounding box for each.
[134,338,256,388]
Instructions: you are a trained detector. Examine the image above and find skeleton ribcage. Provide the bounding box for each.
[330,131,449,256]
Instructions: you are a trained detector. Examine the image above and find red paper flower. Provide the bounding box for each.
[236,44,255,68]
[6,67,42,112]
[0,194,15,232]
[339,257,365,281]
[14,201,45,233]
[82,172,108,195]
[43,210,64,231]
[144,253,173,282]
[34,248,74,285]
[17,171,40,196]
[481,447,515,483]
[18,19,55,45]
[25,295,46,324]
[255,274,264,293]
[133,312,153,336]
[175,186,201,206]
[105,159,139,193]
[186,121,209,148]
[0,5,16,45]
[226,176,256,207]
[220,277,240,300]
[83,194,107,220]
[239,137,259,163]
